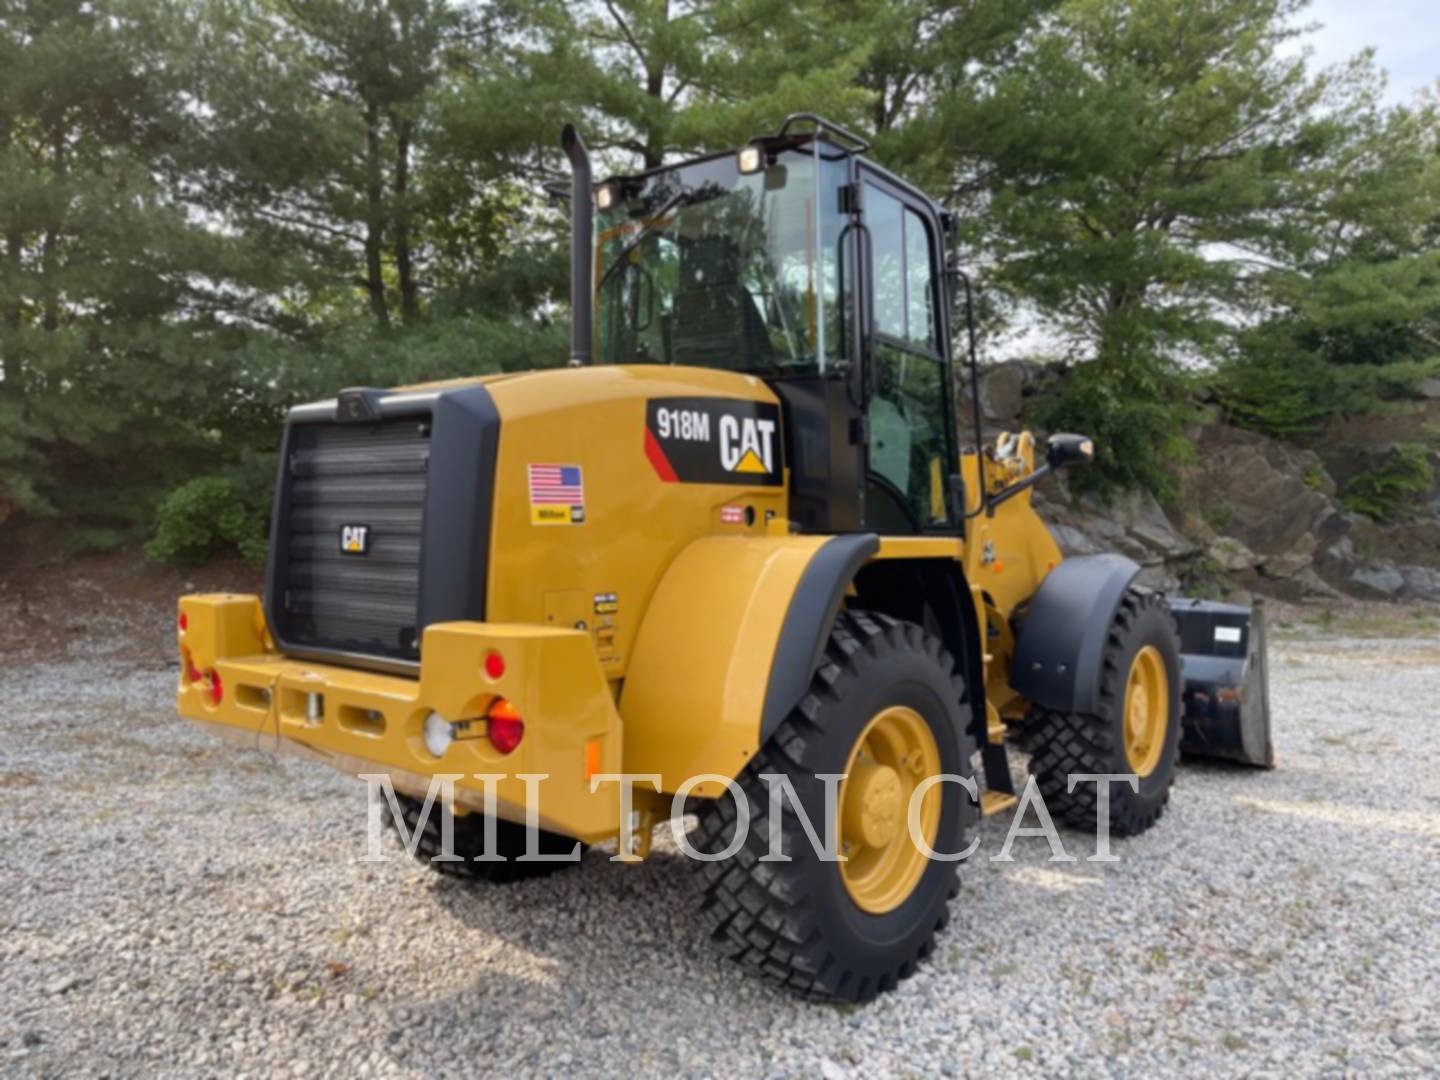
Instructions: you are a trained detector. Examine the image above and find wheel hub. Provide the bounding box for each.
[1123,645,1169,776]
[838,705,942,915]
[844,762,904,848]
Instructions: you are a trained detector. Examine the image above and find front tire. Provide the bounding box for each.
[1021,588,1182,835]
[690,610,977,1003]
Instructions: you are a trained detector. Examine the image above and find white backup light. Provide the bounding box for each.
[423,711,454,758]
[737,145,763,174]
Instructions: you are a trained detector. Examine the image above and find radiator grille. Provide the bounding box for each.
[280,418,431,660]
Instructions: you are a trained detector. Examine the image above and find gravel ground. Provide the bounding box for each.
[2,629,1438,1078]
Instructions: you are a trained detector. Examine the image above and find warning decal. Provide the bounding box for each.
[644,398,782,486]
[528,463,586,525]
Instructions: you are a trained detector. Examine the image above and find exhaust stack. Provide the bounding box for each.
[561,124,593,366]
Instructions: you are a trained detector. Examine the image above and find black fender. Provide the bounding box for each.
[760,533,880,743]
[1011,553,1141,715]
[851,557,988,750]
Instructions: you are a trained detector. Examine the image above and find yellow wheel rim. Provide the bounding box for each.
[1123,645,1169,777]
[838,705,941,915]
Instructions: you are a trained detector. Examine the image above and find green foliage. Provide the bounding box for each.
[1036,363,1192,499]
[65,527,130,556]
[1217,352,1440,437]
[1205,501,1236,532]
[146,473,271,565]
[2,0,1438,551]
[1339,444,1436,524]
[939,0,1374,490]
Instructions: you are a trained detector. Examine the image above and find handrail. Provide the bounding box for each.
[776,113,872,154]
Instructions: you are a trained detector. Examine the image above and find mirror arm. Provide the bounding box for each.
[988,463,1053,509]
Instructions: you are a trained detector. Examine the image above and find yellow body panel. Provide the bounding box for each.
[483,365,786,680]
[619,533,829,796]
[178,595,624,842]
[960,435,1065,719]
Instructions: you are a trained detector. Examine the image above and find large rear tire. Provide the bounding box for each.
[1020,588,1182,836]
[384,793,585,884]
[689,610,976,1003]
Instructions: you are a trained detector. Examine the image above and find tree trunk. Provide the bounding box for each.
[643,64,665,170]
[393,116,419,324]
[1,115,20,332]
[363,100,390,327]
[41,119,64,331]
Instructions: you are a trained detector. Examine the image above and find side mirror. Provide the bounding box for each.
[1046,433,1094,470]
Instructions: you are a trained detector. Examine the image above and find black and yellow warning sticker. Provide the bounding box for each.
[643,397,782,486]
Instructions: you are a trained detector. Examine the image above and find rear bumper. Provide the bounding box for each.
[176,593,623,842]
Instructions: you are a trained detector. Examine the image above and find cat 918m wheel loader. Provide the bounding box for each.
[176,115,1272,1003]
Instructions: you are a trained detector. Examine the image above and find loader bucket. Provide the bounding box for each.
[1168,598,1275,768]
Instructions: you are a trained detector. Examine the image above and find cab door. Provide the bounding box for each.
[857,170,957,535]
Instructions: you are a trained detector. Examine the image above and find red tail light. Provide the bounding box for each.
[484,650,505,680]
[486,698,524,755]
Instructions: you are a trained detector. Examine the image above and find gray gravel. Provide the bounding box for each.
[2,630,1438,1077]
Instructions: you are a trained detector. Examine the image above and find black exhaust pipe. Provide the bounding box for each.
[561,124,593,366]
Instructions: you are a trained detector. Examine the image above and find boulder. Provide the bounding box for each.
[1400,565,1440,602]
[1348,562,1406,599]
[1292,568,1343,600]
[1258,533,1318,579]
[1045,522,1102,558]
[1180,426,1336,558]
[977,361,1038,424]
[1045,487,1198,570]
[1209,535,1258,573]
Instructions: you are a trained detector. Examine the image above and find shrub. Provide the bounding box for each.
[146,471,271,565]
[1339,443,1435,524]
[1035,364,1192,500]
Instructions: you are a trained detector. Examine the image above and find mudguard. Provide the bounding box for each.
[620,532,878,795]
[1010,553,1141,715]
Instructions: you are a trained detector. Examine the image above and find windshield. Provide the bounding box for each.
[595,144,844,376]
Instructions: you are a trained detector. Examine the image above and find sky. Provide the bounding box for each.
[1298,0,1437,105]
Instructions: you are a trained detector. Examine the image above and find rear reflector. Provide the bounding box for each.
[178,612,188,632]
[206,669,223,706]
[484,650,505,680]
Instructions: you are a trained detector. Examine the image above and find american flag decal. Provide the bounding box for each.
[527,464,585,525]
[528,464,583,503]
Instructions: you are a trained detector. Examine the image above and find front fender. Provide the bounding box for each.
[620,532,877,795]
[1010,553,1141,715]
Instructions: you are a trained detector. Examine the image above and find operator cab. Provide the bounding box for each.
[585,115,961,537]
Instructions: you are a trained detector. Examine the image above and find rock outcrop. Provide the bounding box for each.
[975,361,1440,604]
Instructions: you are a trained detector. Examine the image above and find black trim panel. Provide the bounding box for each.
[263,383,499,677]
[1010,553,1141,714]
[759,533,880,742]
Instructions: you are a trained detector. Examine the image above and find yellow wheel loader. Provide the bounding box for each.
[176,115,1272,1003]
